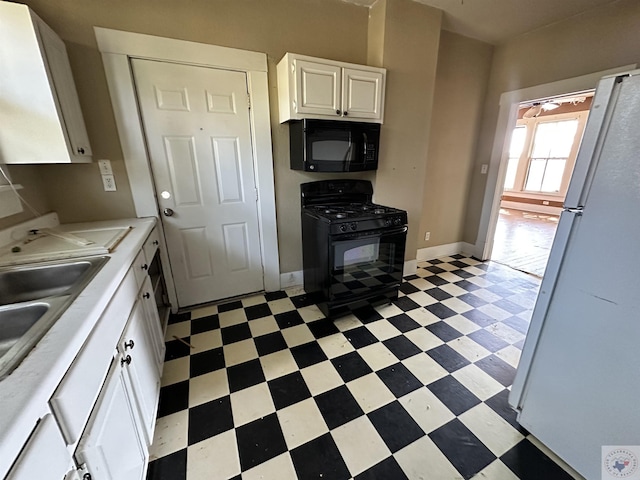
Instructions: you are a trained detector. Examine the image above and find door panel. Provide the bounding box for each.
[295,60,341,115]
[132,59,264,307]
[342,68,383,120]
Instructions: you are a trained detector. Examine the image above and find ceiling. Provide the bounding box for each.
[340,0,620,44]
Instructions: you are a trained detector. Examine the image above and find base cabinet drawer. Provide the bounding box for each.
[6,414,71,480]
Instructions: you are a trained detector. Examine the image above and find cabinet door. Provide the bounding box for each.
[36,18,92,160]
[342,68,385,121]
[120,297,161,446]
[76,361,148,480]
[294,60,342,117]
[6,414,71,480]
[140,276,166,373]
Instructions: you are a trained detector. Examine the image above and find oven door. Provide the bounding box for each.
[328,226,407,303]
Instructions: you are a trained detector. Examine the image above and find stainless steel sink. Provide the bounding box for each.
[0,257,108,305]
[0,256,109,380]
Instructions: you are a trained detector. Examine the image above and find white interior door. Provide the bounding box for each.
[132,59,264,307]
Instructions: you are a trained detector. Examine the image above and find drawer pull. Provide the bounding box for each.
[124,340,135,350]
[143,292,151,299]
[141,263,148,271]
[120,355,132,367]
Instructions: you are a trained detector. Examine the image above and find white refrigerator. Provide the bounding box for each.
[509,70,640,479]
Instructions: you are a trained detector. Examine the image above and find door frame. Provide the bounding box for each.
[473,64,636,261]
[95,27,280,311]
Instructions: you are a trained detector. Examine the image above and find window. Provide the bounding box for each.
[504,126,526,191]
[525,120,579,193]
[502,111,588,198]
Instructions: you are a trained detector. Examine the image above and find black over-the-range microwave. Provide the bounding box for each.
[289,119,381,172]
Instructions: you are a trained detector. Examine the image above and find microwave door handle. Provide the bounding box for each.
[363,132,368,157]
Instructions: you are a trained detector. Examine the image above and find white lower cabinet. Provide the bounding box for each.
[75,359,148,480]
[118,297,162,446]
[6,414,71,480]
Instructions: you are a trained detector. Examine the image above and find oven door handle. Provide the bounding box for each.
[331,225,407,240]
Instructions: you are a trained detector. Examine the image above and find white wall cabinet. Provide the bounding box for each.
[0,2,92,164]
[277,53,386,123]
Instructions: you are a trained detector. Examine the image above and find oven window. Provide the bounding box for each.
[330,232,405,301]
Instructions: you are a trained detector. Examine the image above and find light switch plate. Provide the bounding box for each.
[98,159,113,175]
[102,174,117,192]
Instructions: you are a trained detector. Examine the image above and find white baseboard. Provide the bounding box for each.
[280,270,303,289]
[403,259,417,276]
[416,242,476,262]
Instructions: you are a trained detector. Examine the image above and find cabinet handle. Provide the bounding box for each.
[143,292,151,299]
[121,355,132,366]
[153,240,159,246]
[336,109,341,115]
[124,339,135,350]
[343,111,349,116]
[141,263,148,271]
[77,147,85,154]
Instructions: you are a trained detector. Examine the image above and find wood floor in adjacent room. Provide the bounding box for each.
[491,208,559,278]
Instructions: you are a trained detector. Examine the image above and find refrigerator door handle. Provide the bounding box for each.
[564,207,583,215]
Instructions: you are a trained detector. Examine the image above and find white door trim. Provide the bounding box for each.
[473,64,636,261]
[95,27,280,310]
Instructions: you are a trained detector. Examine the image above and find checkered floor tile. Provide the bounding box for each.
[146,256,581,480]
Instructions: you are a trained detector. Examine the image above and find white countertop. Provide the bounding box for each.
[0,216,157,478]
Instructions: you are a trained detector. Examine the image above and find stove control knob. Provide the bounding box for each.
[340,224,348,232]
[385,218,392,227]
[350,222,357,231]
[393,217,402,226]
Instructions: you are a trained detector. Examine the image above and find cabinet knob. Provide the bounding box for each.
[343,111,349,116]
[120,355,132,366]
[141,263,148,271]
[124,339,135,350]
[163,208,174,217]
[83,474,92,480]
[143,292,151,299]
[77,147,85,154]
[336,109,341,115]
[153,240,159,246]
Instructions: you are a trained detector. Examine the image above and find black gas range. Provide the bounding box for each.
[301,180,408,318]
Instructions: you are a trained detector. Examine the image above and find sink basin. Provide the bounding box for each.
[0,256,109,380]
[0,257,108,305]
[0,303,51,359]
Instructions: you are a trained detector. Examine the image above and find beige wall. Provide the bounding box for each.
[463,0,640,244]
[418,31,493,249]
[15,0,370,273]
[0,165,51,230]
[368,0,442,261]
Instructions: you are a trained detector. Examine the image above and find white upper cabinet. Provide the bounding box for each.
[277,53,386,123]
[0,2,92,164]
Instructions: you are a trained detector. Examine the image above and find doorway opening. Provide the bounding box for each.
[490,91,594,277]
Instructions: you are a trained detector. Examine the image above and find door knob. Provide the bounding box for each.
[163,208,174,216]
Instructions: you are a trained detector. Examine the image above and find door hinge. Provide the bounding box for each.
[247,94,251,109]
[255,188,259,201]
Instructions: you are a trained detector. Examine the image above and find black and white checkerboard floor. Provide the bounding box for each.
[146,256,582,480]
